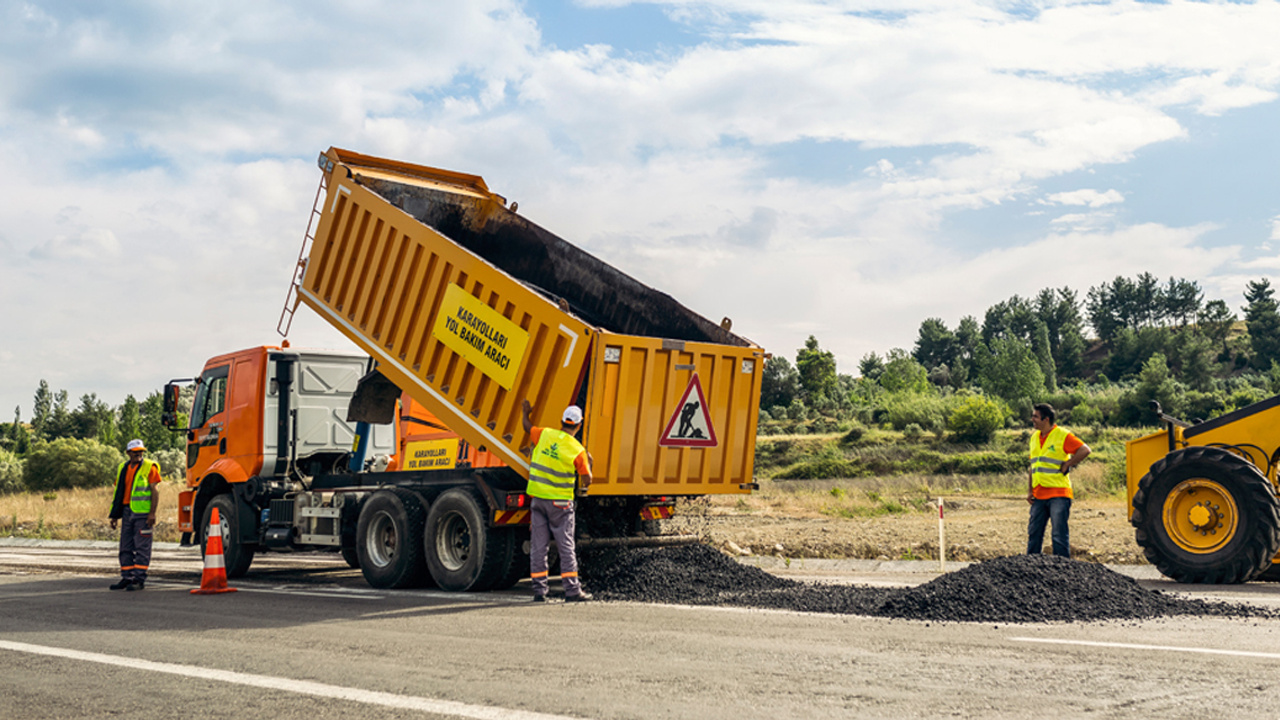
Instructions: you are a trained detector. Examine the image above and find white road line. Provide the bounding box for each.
[0,639,582,720]
[1011,637,1280,660]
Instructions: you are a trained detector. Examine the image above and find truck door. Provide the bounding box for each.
[187,364,229,480]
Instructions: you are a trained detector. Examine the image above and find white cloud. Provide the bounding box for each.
[2,0,1280,410]
[1044,189,1125,208]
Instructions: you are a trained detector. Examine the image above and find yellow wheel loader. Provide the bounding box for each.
[1127,397,1280,583]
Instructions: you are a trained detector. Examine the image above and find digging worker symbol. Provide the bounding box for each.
[522,398,593,603]
[109,439,162,591]
[677,400,700,439]
[1027,403,1091,558]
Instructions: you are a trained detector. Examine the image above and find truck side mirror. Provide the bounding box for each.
[162,383,181,427]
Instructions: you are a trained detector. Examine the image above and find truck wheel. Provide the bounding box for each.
[1131,446,1280,583]
[490,528,530,590]
[424,487,506,591]
[356,488,428,589]
[200,494,255,578]
[341,546,360,569]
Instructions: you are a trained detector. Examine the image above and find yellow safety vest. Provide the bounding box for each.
[115,459,159,514]
[1029,426,1072,491]
[527,428,585,501]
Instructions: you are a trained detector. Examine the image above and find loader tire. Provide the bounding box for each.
[200,494,255,578]
[356,488,429,589]
[424,487,507,591]
[1131,446,1280,584]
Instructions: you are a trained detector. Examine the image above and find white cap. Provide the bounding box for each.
[126,439,146,453]
[562,406,583,425]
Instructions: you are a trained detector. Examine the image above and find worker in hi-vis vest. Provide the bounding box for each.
[521,399,593,602]
[1027,403,1090,558]
[108,439,162,591]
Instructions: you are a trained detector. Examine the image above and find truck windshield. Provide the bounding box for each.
[189,365,230,428]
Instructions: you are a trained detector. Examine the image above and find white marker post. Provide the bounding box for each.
[937,497,946,573]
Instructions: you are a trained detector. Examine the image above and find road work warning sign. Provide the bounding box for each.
[432,284,530,390]
[659,374,718,448]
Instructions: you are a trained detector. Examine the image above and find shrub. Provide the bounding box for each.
[1069,401,1103,427]
[947,395,1007,444]
[882,393,948,432]
[0,451,23,494]
[839,424,866,445]
[22,438,124,492]
[903,423,924,440]
[152,448,186,480]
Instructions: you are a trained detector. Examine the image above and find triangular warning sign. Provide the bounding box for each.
[659,374,718,448]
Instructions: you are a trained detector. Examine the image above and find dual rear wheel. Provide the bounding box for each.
[355,486,527,591]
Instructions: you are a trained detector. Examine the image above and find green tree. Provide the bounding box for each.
[976,337,1045,405]
[1163,277,1202,327]
[1036,287,1086,381]
[43,389,72,440]
[31,380,52,439]
[913,318,957,373]
[761,357,800,411]
[795,336,839,405]
[116,395,142,451]
[1116,352,1181,425]
[22,437,125,492]
[139,392,180,451]
[858,352,885,381]
[71,393,115,444]
[1197,299,1236,356]
[878,349,930,394]
[1244,278,1280,369]
[951,315,981,388]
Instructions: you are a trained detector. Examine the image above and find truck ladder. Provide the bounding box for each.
[277,153,335,338]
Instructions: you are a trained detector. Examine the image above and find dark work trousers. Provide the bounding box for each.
[529,497,583,598]
[1027,496,1072,558]
[118,509,154,582]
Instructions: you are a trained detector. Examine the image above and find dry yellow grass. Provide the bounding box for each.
[0,484,182,542]
[705,462,1115,520]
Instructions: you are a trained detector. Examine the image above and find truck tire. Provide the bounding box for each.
[424,487,506,591]
[356,488,429,589]
[200,494,255,578]
[1131,446,1280,583]
[490,527,530,590]
[341,546,360,569]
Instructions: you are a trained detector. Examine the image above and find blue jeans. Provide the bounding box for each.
[1027,496,1071,558]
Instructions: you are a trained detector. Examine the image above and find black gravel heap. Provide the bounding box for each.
[578,545,1274,623]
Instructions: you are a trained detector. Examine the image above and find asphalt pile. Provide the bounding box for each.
[578,545,1273,623]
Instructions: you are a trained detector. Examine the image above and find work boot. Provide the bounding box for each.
[564,591,593,603]
[109,578,132,591]
[126,580,145,591]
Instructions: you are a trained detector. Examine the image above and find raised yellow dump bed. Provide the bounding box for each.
[292,148,764,495]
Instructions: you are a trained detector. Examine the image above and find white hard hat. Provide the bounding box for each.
[126,439,146,453]
[562,406,583,425]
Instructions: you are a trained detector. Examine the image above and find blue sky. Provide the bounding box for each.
[2,0,1279,417]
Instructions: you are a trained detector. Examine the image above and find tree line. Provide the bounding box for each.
[761,274,1280,441]
[0,382,188,494]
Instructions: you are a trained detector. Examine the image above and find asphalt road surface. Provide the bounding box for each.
[5,541,1280,719]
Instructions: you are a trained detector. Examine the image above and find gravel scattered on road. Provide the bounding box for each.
[580,545,1275,623]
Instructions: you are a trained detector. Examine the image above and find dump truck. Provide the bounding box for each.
[162,147,765,591]
[1127,397,1280,583]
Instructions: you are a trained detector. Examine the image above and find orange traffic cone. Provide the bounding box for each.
[191,506,237,595]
